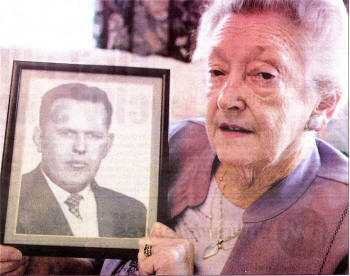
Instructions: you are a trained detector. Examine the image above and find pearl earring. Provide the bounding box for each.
[305,115,324,131]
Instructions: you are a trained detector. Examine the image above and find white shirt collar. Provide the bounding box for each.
[40,167,99,237]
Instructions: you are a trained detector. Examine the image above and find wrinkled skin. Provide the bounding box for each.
[138,222,194,275]
[0,245,29,275]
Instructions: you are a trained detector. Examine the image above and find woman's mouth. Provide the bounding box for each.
[219,123,253,137]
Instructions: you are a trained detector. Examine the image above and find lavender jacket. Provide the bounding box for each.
[102,119,348,275]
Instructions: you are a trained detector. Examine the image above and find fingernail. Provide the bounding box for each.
[10,249,22,261]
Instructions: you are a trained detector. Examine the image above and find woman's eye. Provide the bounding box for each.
[209,69,225,77]
[247,69,278,89]
[258,72,275,80]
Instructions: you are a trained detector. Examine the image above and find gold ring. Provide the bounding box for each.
[144,244,152,257]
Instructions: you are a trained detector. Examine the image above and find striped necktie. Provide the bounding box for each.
[64,194,83,219]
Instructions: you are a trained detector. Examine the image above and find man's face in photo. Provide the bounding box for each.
[34,98,113,193]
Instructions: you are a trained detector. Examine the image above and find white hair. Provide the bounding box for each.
[193,0,348,111]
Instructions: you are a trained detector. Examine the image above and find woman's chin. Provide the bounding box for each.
[218,154,265,169]
[215,145,271,168]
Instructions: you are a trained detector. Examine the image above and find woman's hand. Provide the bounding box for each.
[0,245,29,275]
[138,222,194,275]
[0,245,95,275]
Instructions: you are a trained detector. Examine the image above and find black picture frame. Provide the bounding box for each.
[0,60,170,259]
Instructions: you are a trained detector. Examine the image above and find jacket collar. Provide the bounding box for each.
[316,139,348,184]
[169,142,217,218]
[171,138,322,223]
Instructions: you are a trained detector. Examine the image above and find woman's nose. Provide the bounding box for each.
[217,83,246,112]
[73,133,87,154]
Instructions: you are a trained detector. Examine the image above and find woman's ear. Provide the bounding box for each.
[313,92,341,119]
[306,91,341,132]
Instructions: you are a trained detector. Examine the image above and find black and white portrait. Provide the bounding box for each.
[2,62,168,252]
[16,83,146,238]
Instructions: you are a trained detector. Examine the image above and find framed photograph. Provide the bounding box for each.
[0,60,170,258]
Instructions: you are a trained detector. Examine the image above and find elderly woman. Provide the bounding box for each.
[0,0,348,275]
[135,0,348,275]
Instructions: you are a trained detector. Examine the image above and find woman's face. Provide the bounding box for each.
[206,12,318,168]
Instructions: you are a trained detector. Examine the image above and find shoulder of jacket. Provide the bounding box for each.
[169,118,206,140]
[94,185,146,213]
[169,118,210,156]
[316,139,348,185]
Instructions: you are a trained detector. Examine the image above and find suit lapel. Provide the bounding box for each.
[29,167,73,235]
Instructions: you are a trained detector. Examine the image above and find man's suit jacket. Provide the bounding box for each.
[16,166,146,238]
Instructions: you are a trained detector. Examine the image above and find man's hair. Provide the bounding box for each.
[193,0,348,112]
[39,83,113,129]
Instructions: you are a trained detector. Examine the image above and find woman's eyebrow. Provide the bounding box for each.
[244,46,278,63]
[242,46,286,71]
[209,47,230,63]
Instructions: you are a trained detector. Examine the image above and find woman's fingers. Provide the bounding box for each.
[138,235,194,275]
[138,237,156,275]
[0,246,26,275]
[150,222,179,238]
[138,237,154,265]
[2,258,29,276]
[137,254,155,275]
[0,246,22,262]
[0,262,20,275]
